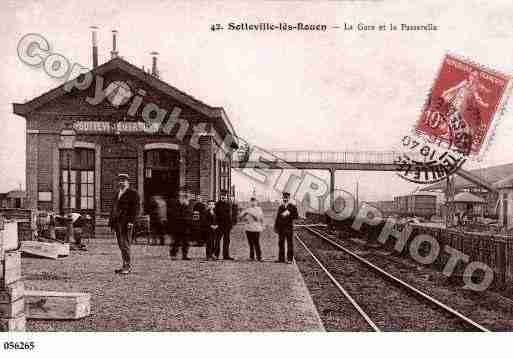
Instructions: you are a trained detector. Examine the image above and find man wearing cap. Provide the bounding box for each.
[274,192,298,263]
[214,189,234,260]
[109,173,140,274]
[169,188,192,260]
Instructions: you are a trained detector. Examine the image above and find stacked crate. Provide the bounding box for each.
[0,208,37,242]
[0,217,26,331]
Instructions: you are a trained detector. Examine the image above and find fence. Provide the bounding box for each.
[403,225,513,291]
[305,212,513,291]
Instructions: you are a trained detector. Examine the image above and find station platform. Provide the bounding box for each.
[22,224,324,331]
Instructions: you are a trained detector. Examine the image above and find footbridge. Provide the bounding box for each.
[232,150,406,171]
[231,149,497,195]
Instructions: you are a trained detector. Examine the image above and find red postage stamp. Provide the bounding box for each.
[415,54,511,157]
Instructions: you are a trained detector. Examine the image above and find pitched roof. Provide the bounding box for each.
[451,192,486,203]
[6,190,26,198]
[494,174,513,189]
[422,162,513,191]
[13,57,237,144]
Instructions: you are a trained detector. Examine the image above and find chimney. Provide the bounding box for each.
[111,30,119,59]
[90,26,99,68]
[151,51,159,78]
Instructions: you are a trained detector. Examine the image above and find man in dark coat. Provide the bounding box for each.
[274,191,298,263]
[192,200,206,246]
[109,173,140,274]
[204,199,218,260]
[169,189,192,260]
[214,189,233,260]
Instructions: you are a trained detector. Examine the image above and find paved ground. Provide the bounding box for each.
[22,224,324,331]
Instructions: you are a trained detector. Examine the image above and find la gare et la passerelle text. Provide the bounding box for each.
[210,22,439,32]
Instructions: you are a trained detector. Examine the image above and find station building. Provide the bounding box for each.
[13,32,238,226]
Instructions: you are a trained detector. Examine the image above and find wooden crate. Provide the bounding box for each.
[0,314,26,331]
[56,243,70,257]
[0,221,19,260]
[0,297,24,318]
[20,241,60,259]
[17,221,35,242]
[0,281,24,304]
[25,290,90,320]
[0,251,22,286]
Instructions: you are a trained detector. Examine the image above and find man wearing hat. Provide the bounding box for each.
[169,187,192,260]
[109,173,140,274]
[214,189,234,260]
[274,191,298,263]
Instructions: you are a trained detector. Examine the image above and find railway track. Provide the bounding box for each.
[296,225,490,332]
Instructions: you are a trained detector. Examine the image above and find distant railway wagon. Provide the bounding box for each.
[393,194,437,219]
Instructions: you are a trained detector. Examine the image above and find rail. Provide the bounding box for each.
[302,225,490,332]
[295,233,380,331]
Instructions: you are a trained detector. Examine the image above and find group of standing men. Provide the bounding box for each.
[108,173,237,274]
[108,173,299,275]
[166,187,236,262]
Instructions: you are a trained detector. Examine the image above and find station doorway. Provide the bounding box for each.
[144,149,180,212]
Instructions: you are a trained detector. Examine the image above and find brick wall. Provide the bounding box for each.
[36,134,56,193]
[199,135,214,202]
[185,146,200,196]
[21,64,235,213]
[25,132,38,209]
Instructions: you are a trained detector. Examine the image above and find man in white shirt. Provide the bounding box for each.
[239,197,265,261]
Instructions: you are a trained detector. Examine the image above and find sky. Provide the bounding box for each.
[1,0,513,201]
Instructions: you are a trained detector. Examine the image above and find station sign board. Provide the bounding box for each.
[73,121,147,134]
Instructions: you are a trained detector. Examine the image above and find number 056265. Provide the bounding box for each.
[3,341,35,350]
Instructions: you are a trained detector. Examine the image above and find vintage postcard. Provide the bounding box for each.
[1,1,513,358]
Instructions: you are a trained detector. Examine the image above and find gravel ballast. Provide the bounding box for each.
[305,226,513,331]
[296,229,479,331]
